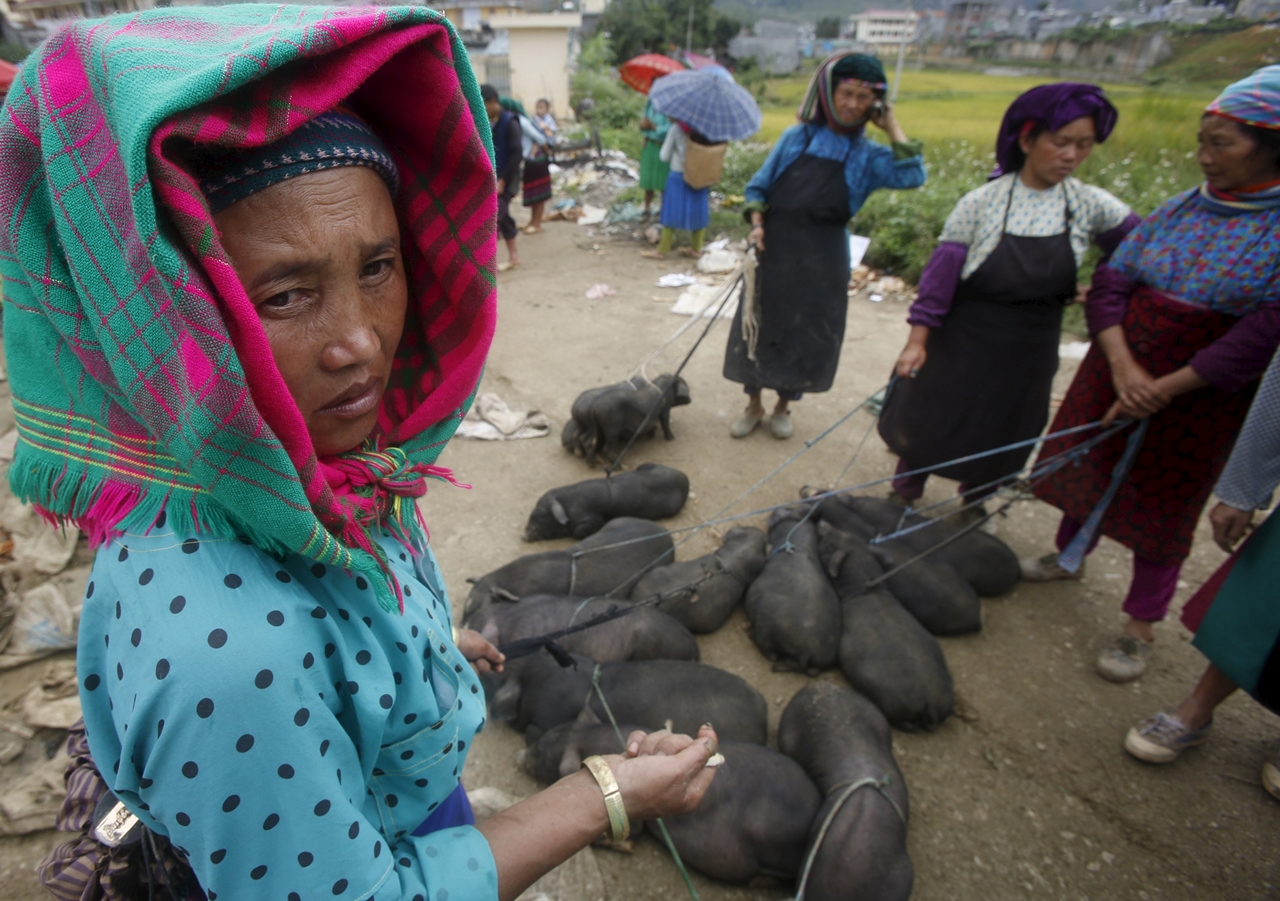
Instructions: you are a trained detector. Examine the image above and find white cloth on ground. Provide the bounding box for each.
[456,393,552,441]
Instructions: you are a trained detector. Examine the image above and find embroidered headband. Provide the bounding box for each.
[194,108,401,212]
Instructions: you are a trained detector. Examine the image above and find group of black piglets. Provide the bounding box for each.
[461,376,1021,900]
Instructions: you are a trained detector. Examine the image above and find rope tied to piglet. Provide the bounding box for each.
[794,774,906,901]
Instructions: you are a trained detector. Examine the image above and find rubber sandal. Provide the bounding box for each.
[497,261,519,272]
[730,413,762,438]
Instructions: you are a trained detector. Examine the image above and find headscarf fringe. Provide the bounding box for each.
[9,446,410,614]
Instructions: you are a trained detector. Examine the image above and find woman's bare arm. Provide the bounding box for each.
[476,727,717,901]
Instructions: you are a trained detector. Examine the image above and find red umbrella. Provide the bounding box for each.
[618,53,684,95]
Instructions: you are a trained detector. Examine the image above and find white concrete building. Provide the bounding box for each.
[848,9,920,46]
[500,12,581,121]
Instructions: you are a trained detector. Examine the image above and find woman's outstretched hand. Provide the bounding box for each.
[1209,502,1254,553]
[610,725,718,821]
[457,628,505,675]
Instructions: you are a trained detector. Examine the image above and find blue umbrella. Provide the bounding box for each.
[648,67,762,142]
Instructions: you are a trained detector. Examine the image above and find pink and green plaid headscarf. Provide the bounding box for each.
[0,5,498,612]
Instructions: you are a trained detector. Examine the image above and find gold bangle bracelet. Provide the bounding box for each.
[451,625,460,646]
[581,755,630,843]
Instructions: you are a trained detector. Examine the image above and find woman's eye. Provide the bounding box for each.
[362,259,393,279]
[262,290,303,309]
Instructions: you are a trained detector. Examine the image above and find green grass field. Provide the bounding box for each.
[722,68,1220,289]
[757,68,1216,171]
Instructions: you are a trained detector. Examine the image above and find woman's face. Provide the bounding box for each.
[1198,115,1280,191]
[485,97,502,123]
[1020,115,1096,186]
[832,79,878,127]
[214,167,408,457]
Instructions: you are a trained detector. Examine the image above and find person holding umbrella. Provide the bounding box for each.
[640,65,763,260]
[620,55,685,220]
[639,94,672,220]
[724,53,926,439]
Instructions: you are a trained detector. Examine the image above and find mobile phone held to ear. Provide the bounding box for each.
[870,100,886,120]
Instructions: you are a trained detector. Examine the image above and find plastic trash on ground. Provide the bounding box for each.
[584,283,617,300]
[576,205,607,226]
[672,283,738,319]
[657,273,698,288]
[697,248,739,274]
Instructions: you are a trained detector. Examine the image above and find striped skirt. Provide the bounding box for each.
[522,157,552,207]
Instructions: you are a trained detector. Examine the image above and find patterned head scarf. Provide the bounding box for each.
[799,52,888,136]
[0,7,498,613]
[992,83,1118,177]
[1206,64,1280,130]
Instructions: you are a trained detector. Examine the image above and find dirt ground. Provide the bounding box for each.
[1,218,1277,900]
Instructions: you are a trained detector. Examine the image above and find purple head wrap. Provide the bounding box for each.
[991,83,1118,179]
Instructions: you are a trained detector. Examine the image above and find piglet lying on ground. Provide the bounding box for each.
[524,463,690,541]
[465,517,673,619]
[745,507,840,673]
[779,683,913,901]
[630,526,767,633]
[490,654,768,745]
[466,594,699,672]
[865,540,982,637]
[561,374,692,465]
[820,524,953,731]
[812,497,981,636]
[844,495,1020,597]
[520,723,820,885]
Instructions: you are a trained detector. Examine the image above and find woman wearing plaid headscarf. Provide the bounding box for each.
[1023,65,1280,685]
[8,9,717,901]
[724,52,925,440]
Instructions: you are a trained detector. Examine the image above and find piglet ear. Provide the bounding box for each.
[558,744,584,778]
[490,681,522,721]
[825,550,848,580]
[551,497,570,526]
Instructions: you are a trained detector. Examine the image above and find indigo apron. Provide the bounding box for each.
[879,184,1077,486]
[724,132,852,396]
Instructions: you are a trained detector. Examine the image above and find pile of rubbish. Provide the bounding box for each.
[850,265,917,304]
[0,351,94,837]
[545,150,642,229]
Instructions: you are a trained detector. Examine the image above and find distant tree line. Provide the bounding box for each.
[599,0,742,61]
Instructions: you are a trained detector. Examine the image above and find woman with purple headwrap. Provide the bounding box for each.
[878,83,1138,522]
[1024,66,1280,687]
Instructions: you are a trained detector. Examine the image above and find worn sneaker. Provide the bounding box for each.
[769,412,794,439]
[1124,712,1212,764]
[1263,744,1280,801]
[730,412,762,439]
[1096,634,1153,683]
[1019,552,1085,582]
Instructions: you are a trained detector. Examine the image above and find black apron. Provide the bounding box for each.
[724,129,852,395]
[879,181,1078,486]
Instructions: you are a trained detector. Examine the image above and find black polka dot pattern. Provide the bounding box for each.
[78,527,492,900]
